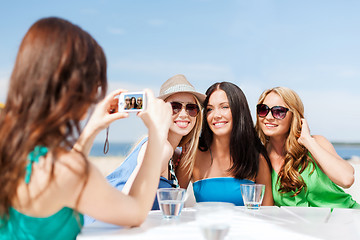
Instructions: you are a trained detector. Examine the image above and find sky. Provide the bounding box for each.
[1,0,359,144]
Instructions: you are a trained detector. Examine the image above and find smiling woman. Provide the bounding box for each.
[255,86,360,209]
[191,81,273,206]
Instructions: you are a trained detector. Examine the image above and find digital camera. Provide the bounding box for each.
[118,91,146,113]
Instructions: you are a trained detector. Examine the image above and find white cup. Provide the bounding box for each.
[240,183,265,210]
[157,188,186,219]
[195,202,235,240]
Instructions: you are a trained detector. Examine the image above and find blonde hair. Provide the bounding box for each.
[255,87,312,196]
[166,95,203,177]
[180,96,203,173]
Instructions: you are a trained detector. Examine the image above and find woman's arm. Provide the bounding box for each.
[74,89,129,156]
[298,119,354,188]
[74,90,173,226]
[122,140,173,194]
[255,154,274,206]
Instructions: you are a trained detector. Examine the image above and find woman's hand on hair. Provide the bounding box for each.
[138,89,172,139]
[297,118,312,147]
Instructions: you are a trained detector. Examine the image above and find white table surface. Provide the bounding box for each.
[77,206,360,240]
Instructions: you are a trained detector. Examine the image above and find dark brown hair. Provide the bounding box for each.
[199,82,270,180]
[0,17,107,217]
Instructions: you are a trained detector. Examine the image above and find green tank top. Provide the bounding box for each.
[0,146,84,239]
[1,207,83,240]
[272,155,360,209]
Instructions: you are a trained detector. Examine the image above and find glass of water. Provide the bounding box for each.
[240,183,265,210]
[195,202,235,240]
[157,188,186,219]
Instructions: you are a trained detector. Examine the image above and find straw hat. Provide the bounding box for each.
[158,74,206,103]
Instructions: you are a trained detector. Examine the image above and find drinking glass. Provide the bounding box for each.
[195,202,235,240]
[157,188,186,219]
[240,183,265,210]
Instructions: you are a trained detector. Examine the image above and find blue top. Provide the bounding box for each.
[0,146,83,240]
[193,177,254,206]
[84,137,176,225]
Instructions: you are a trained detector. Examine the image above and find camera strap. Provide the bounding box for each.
[103,126,110,154]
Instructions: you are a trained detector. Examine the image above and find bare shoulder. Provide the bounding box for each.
[192,149,209,181]
[194,149,206,167]
[20,151,89,210]
[163,142,173,159]
[258,153,271,172]
[56,151,87,173]
[54,151,87,188]
[258,153,267,165]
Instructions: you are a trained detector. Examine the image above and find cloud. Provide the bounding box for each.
[107,26,126,35]
[263,63,360,91]
[299,89,360,142]
[80,8,99,16]
[107,80,158,94]
[109,59,235,85]
[147,19,165,27]
[317,64,360,79]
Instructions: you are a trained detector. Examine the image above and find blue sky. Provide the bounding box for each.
[1,0,359,143]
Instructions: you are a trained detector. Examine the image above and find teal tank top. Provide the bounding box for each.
[272,155,360,209]
[0,146,84,239]
[1,207,83,240]
[193,177,254,206]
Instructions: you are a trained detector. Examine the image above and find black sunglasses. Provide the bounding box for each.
[170,102,199,117]
[257,104,289,120]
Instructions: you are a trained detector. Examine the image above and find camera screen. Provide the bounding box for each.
[120,92,145,112]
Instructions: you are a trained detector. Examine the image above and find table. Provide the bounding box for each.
[77,206,360,240]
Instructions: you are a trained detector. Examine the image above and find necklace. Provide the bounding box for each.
[168,158,180,188]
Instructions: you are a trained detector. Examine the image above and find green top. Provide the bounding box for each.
[272,155,360,209]
[1,207,83,240]
[0,146,84,239]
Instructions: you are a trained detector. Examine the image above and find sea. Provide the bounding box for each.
[90,142,360,160]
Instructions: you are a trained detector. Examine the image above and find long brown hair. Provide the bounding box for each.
[255,87,312,196]
[199,82,270,180]
[0,17,107,217]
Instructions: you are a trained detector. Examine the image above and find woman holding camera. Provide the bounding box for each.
[255,86,359,208]
[82,74,204,224]
[0,17,173,239]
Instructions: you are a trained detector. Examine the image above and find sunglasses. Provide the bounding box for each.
[170,102,199,117]
[257,104,289,120]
